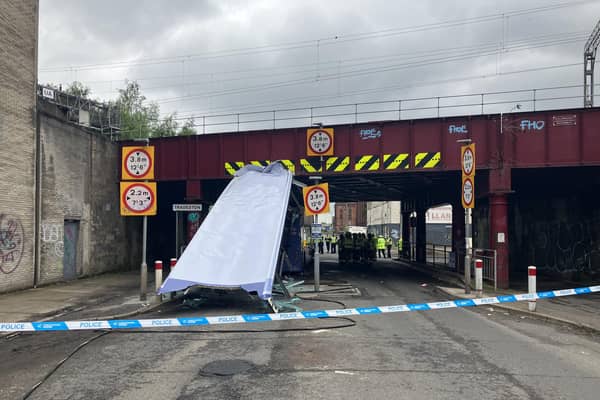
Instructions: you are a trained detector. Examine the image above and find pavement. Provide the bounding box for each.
[0,271,165,336]
[396,258,600,333]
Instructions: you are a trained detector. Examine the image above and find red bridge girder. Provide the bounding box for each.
[142,107,600,181]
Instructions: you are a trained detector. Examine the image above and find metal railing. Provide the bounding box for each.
[425,243,452,267]
[473,248,497,290]
[186,84,598,134]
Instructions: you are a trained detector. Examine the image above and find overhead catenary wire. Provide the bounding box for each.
[39,0,596,73]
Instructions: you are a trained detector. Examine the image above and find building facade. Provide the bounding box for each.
[334,202,367,233]
[0,0,39,291]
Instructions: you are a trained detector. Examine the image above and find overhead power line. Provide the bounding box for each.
[39,0,597,73]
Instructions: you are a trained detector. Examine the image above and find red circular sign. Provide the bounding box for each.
[462,148,474,176]
[124,148,153,178]
[304,186,329,214]
[462,177,474,207]
[308,130,333,155]
[122,182,156,214]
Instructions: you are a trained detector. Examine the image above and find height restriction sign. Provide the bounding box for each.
[120,182,157,216]
[303,183,330,216]
[461,143,476,177]
[122,146,155,180]
[306,128,334,156]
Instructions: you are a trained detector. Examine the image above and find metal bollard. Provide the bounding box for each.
[528,266,537,312]
[170,258,177,299]
[154,261,163,293]
[475,258,483,297]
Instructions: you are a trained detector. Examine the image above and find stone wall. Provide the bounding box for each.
[38,105,140,284]
[0,0,38,292]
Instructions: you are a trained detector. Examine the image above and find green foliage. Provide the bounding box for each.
[65,81,91,98]
[116,80,196,139]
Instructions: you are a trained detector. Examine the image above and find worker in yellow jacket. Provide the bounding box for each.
[377,235,386,258]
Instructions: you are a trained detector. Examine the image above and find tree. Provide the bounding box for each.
[179,117,197,136]
[65,81,91,98]
[117,81,159,140]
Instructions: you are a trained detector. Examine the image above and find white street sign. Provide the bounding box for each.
[172,204,203,212]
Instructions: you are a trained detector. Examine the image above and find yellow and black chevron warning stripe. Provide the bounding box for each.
[300,158,323,173]
[354,155,380,171]
[382,153,410,170]
[249,160,270,167]
[414,152,441,168]
[326,156,350,172]
[279,159,295,173]
[224,161,245,176]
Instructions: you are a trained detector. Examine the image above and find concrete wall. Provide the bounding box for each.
[38,106,139,284]
[366,201,401,226]
[0,0,38,292]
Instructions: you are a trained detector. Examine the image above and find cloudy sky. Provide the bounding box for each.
[38,0,600,131]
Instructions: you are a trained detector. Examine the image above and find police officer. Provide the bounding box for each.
[397,237,403,258]
[331,234,337,254]
[325,235,331,253]
[377,235,386,258]
[386,236,393,259]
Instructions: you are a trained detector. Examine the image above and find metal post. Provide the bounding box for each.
[154,260,163,297]
[528,266,537,312]
[140,215,148,301]
[494,250,497,290]
[481,94,484,114]
[314,210,320,292]
[464,208,472,294]
[175,212,179,258]
[475,258,483,297]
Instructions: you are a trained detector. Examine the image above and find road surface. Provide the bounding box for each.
[2,257,599,399]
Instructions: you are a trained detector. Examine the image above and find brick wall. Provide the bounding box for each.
[0,0,38,292]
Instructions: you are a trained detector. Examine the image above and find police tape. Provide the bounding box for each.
[1,286,599,332]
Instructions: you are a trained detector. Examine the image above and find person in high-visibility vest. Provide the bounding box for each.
[342,232,353,263]
[397,238,403,258]
[331,234,337,254]
[386,236,393,258]
[377,235,386,258]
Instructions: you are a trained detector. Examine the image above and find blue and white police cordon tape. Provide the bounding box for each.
[1,286,599,333]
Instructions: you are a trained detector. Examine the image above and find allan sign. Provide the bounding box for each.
[172,204,203,212]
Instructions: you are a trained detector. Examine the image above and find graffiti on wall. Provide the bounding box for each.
[41,223,64,258]
[528,220,599,275]
[0,214,24,274]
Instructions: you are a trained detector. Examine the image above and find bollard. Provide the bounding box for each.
[528,266,537,312]
[170,258,177,300]
[475,259,483,297]
[154,261,163,294]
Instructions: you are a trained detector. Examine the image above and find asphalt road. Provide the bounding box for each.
[2,257,600,400]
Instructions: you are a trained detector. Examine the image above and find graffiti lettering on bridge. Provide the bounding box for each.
[41,223,64,258]
[0,214,24,274]
[529,220,599,276]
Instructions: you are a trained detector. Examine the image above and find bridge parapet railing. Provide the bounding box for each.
[192,84,596,134]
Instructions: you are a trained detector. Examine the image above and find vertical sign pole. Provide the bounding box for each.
[175,212,179,258]
[141,214,148,301]
[314,163,321,292]
[464,208,472,294]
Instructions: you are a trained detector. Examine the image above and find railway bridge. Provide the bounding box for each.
[134,106,600,288]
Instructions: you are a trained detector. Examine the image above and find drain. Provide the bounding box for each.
[200,359,255,376]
